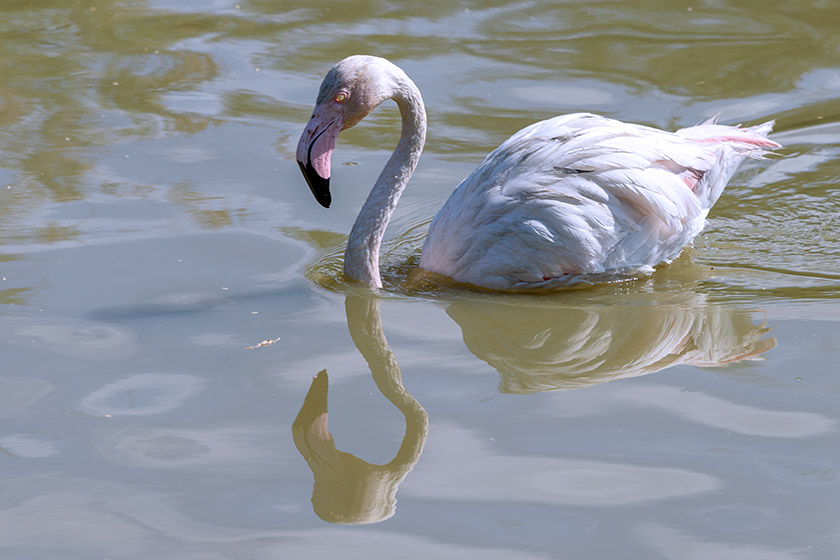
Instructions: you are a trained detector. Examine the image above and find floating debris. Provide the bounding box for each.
[245,337,280,351]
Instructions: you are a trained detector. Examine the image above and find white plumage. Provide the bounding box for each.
[296,56,779,290]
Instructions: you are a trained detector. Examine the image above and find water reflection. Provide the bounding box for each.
[404,422,719,507]
[633,522,804,560]
[292,289,770,522]
[80,373,205,417]
[594,384,837,438]
[0,434,59,459]
[446,293,775,393]
[1,317,138,360]
[0,0,836,555]
[292,296,428,524]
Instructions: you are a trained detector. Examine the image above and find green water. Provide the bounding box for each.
[1,1,839,558]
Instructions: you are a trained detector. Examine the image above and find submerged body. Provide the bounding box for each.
[296,56,779,290]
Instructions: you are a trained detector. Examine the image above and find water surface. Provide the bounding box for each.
[2,1,839,558]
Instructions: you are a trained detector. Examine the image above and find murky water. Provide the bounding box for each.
[2,1,839,558]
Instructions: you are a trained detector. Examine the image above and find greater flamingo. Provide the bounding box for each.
[296,55,779,290]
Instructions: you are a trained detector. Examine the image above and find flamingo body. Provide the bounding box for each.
[296,56,779,290]
[420,112,777,289]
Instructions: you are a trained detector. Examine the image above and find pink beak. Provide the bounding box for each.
[296,106,343,208]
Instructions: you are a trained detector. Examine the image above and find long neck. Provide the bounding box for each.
[344,79,426,288]
[345,296,428,475]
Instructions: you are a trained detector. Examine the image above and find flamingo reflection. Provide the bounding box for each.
[292,296,428,524]
[446,292,775,393]
[293,288,774,523]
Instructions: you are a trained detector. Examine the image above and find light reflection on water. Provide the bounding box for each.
[79,373,205,417]
[1,0,840,557]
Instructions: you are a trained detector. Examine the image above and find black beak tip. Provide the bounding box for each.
[298,160,331,209]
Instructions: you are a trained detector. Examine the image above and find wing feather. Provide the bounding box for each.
[420,113,776,289]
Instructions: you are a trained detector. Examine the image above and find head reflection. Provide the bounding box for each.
[292,296,428,524]
[446,292,775,393]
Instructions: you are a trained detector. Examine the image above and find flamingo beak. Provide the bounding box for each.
[296,108,343,209]
[297,160,331,209]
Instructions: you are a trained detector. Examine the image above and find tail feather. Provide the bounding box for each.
[677,119,780,156]
[698,113,721,126]
[673,119,781,210]
[746,119,776,137]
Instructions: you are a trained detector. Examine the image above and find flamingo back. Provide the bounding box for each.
[419,113,778,290]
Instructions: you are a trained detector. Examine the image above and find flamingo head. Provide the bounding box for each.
[296,55,394,208]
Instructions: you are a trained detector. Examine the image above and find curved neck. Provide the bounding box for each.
[345,295,428,473]
[344,78,426,288]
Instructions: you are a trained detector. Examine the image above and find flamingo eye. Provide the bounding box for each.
[335,92,348,103]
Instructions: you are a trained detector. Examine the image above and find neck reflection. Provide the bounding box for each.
[292,295,428,524]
